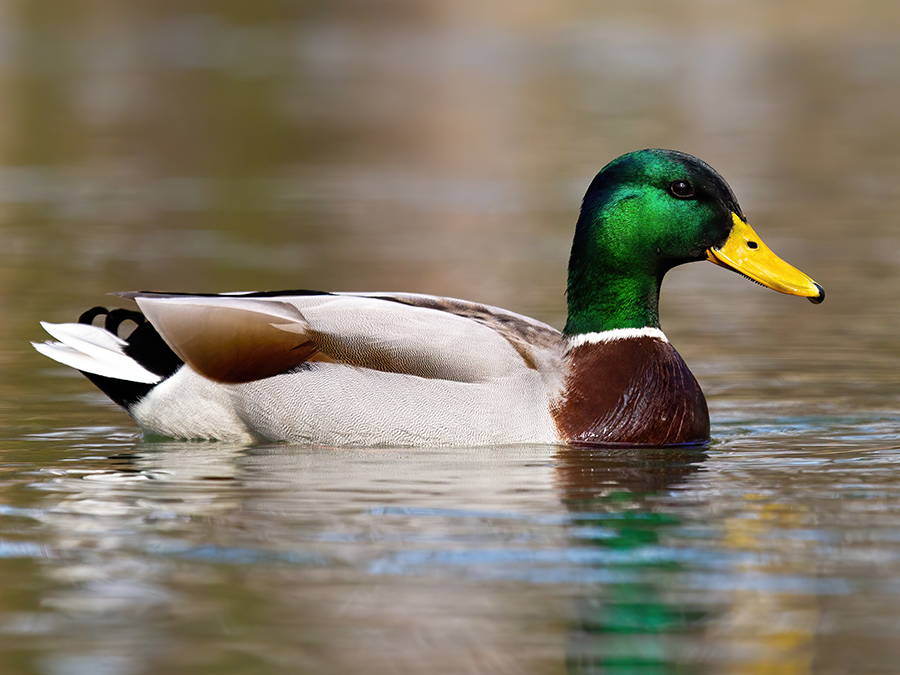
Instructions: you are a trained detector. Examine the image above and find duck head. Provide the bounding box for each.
[565,149,824,335]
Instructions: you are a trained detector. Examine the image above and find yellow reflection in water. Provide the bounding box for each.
[717,497,819,675]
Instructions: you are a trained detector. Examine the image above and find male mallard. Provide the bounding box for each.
[34,149,823,446]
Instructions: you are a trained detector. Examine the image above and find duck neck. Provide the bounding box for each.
[563,203,666,335]
[564,272,662,335]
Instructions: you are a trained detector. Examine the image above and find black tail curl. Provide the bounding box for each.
[77,307,184,409]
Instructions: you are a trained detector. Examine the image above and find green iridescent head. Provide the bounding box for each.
[564,149,823,335]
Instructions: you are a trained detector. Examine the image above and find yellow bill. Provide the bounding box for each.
[707,213,824,304]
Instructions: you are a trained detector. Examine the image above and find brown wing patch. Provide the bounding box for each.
[136,298,319,383]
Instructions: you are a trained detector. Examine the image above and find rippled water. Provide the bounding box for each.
[3,2,900,674]
[5,431,900,673]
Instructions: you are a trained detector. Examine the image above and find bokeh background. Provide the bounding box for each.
[7,0,900,425]
[3,2,900,674]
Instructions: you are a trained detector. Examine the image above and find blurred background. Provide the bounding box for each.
[8,0,900,432]
[3,0,896,301]
[7,0,900,423]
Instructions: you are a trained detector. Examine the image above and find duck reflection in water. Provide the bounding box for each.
[554,446,710,674]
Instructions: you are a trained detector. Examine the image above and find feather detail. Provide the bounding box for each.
[135,296,317,383]
[33,322,162,384]
[130,292,557,384]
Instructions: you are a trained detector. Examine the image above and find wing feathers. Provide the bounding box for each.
[130,292,551,384]
[135,297,319,383]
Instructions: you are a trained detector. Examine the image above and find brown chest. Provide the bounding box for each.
[552,337,709,446]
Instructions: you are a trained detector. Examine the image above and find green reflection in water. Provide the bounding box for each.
[558,448,709,674]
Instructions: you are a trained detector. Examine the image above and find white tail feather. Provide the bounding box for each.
[33,322,163,384]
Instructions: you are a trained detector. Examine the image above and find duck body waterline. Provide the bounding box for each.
[34,149,823,447]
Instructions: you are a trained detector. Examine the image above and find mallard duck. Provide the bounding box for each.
[34,149,823,447]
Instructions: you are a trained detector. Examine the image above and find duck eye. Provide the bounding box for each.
[669,180,694,199]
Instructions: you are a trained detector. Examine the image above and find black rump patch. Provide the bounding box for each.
[77,307,184,409]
